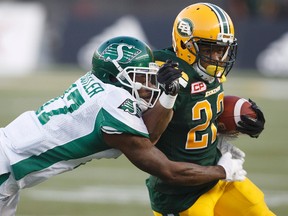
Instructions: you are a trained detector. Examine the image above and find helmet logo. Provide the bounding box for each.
[100,43,141,64]
[177,19,193,37]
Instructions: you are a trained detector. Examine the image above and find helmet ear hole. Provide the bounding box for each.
[109,74,118,83]
[180,41,187,49]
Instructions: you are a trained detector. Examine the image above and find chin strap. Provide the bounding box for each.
[193,63,227,83]
[193,64,215,83]
[206,65,227,83]
[219,75,227,83]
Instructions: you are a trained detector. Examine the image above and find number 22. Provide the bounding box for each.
[185,93,224,149]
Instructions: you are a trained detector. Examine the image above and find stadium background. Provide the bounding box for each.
[0,0,288,215]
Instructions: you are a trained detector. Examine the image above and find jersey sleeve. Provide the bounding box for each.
[99,88,149,138]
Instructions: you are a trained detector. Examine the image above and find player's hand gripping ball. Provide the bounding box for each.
[217,96,258,135]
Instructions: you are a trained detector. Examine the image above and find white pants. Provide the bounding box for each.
[0,190,19,216]
[0,144,20,216]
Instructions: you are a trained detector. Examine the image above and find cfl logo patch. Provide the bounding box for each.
[191,82,207,94]
[177,19,193,37]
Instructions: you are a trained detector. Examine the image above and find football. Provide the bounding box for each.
[217,95,257,134]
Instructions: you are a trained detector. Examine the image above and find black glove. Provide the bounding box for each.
[236,99,265,138]
[157,59,182,95]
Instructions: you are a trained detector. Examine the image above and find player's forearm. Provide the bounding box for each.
[143,95,175,144]
[105,133,226,186]
[162,162,226,186]
[125,142,226,186]
[143,103,173,144]
[137,155,226,186]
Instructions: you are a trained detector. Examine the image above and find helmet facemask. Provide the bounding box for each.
[112,60,161,110]
[187,37,237,82]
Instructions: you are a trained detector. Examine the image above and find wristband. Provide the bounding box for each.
[159,93,178,109]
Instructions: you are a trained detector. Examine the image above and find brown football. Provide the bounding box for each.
[217,95,257,134]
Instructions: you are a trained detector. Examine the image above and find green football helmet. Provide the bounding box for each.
[92,36,160,109]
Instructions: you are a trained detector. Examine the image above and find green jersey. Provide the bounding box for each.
[146,48,225,213]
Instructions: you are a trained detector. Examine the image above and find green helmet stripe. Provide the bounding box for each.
[203,3,230,34]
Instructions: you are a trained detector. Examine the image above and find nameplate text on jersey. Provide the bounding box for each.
[80,72,104,98]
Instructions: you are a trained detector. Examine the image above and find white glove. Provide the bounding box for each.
[217,136,245,160]
[217,152,247,181]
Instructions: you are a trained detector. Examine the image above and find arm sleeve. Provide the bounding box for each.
[100,89,149,138]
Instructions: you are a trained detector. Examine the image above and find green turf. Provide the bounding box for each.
[0,69,287,215]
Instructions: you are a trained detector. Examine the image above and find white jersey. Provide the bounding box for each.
[0,72,148,189]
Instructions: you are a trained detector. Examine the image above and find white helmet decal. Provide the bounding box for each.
[100,43,141,64]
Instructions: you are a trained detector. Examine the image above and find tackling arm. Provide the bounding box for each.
[142,100,174,144]
[143,59,182,144]
[104,133,244,186]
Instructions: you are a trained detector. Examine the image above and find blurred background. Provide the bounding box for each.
[1,0,288,76]
[0,0,288,215]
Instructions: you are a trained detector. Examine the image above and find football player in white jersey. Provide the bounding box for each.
[0,36,244,215]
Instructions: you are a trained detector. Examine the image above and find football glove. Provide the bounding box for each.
[217,135,245,160]
[217,152,247,182]
[236,99,265,138]
[157,59,182,96]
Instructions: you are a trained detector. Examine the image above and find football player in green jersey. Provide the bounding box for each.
[145,3,275,216]
[0,36,245,215]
